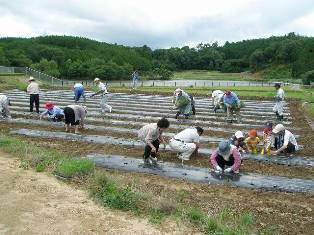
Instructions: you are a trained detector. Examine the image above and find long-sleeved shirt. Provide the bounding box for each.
[27,82,40,94]
[223,92,240,107]
[210,145,241,172]
[138,123,162,144]
[0,95,9,107]
[41,106,64,118]
[275,88,284,102]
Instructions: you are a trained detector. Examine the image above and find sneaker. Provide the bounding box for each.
[178,154,189,161]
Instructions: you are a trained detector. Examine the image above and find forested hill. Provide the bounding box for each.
[0,33,313,83]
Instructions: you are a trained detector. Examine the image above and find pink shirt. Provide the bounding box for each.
[210,146,241,172]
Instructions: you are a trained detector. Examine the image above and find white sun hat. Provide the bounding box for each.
[94,77,100,82]
[234,131,244,139]
[272,124,285,134]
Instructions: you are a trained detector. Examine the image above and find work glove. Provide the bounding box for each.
[224,168,232,173]
[215,165,222,173]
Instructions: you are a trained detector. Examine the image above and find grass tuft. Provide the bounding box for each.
[55,159,95,178]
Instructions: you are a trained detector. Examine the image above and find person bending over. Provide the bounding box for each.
[138,117,170,167]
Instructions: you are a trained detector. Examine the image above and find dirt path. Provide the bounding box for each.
[0,151,194,235]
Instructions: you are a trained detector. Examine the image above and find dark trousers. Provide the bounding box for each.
[64,107,79,126]
[216,155,234,169]
[274,140,296,153]
[30,94,39,113]
[143,139,160,159]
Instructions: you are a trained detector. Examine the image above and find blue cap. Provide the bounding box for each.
[218,140,231,156]
[264,122,273,129]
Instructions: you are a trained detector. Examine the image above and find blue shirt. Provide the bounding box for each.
[223,92,240,107]
[41,106,64,118]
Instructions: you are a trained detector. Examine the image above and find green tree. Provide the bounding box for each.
[31,59,60,77]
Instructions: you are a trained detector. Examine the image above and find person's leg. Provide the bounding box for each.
[179,143,196,160]
[150,139,160,159]
[215,155,227,169]
[285,142,296,154]
[34,94,39,113]
[30,95,34,112]
[278,101,284,121]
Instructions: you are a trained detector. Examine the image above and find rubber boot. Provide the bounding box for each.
[175,112,180,119]
[261,148,265,155]
[279,115,284,121]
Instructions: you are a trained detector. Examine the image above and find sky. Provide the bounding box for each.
[0,0,314,49]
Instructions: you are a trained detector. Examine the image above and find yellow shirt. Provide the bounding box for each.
[245,137,260,146]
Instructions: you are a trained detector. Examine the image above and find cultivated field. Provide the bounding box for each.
[0,89,313,234]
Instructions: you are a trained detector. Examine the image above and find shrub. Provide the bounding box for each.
[55,159,95,178]
[301,70,314,85]
[187,207,205,223]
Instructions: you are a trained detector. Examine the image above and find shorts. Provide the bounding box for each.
[64,107,79,126]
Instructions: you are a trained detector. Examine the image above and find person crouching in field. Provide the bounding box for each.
[169,127,204,162]
[138,118,170,167]
[260,122,273,155]
[64,105,87,134]
[223,90,241,122]
[244,130,260,154]
[270,124,298,156]
[230,131,247,153]
[211,89,224,113]
[40,102,64,122]
[210,140,241,174]
[73,82,86,103]
[0,94,11,119]
[172,88,193,119]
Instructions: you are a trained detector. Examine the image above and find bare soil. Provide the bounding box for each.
[0,151,196,235]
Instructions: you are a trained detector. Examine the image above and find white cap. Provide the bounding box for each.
[94,78,100,82]
[272,124,285,134]
[28,76,35,81]
[235,131,244,139]
[175,88,182,93]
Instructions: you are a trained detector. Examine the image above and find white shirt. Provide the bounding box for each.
[283,130,298,150]
[74,83,83,89]
[212,90,224,98]
[0,95,8,106]
[27,82,40,94]
[173,128,200,143]
[276,88,284,100]
[98,82,108,93]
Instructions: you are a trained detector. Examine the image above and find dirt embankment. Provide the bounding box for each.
[0,151,194,235]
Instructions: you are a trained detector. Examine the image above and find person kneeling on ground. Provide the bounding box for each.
[0,94,11,119]
[211,89,224,113]
[210,140,241,174]
[223,90,241,122]
[230,131,247,153]
[270,124,298,155]
[172,88,193,119]
[169,126,204,162]
[244,129,260,154]
[40,102,64,122]
[64,105,87,134]
[138,117,170,167]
